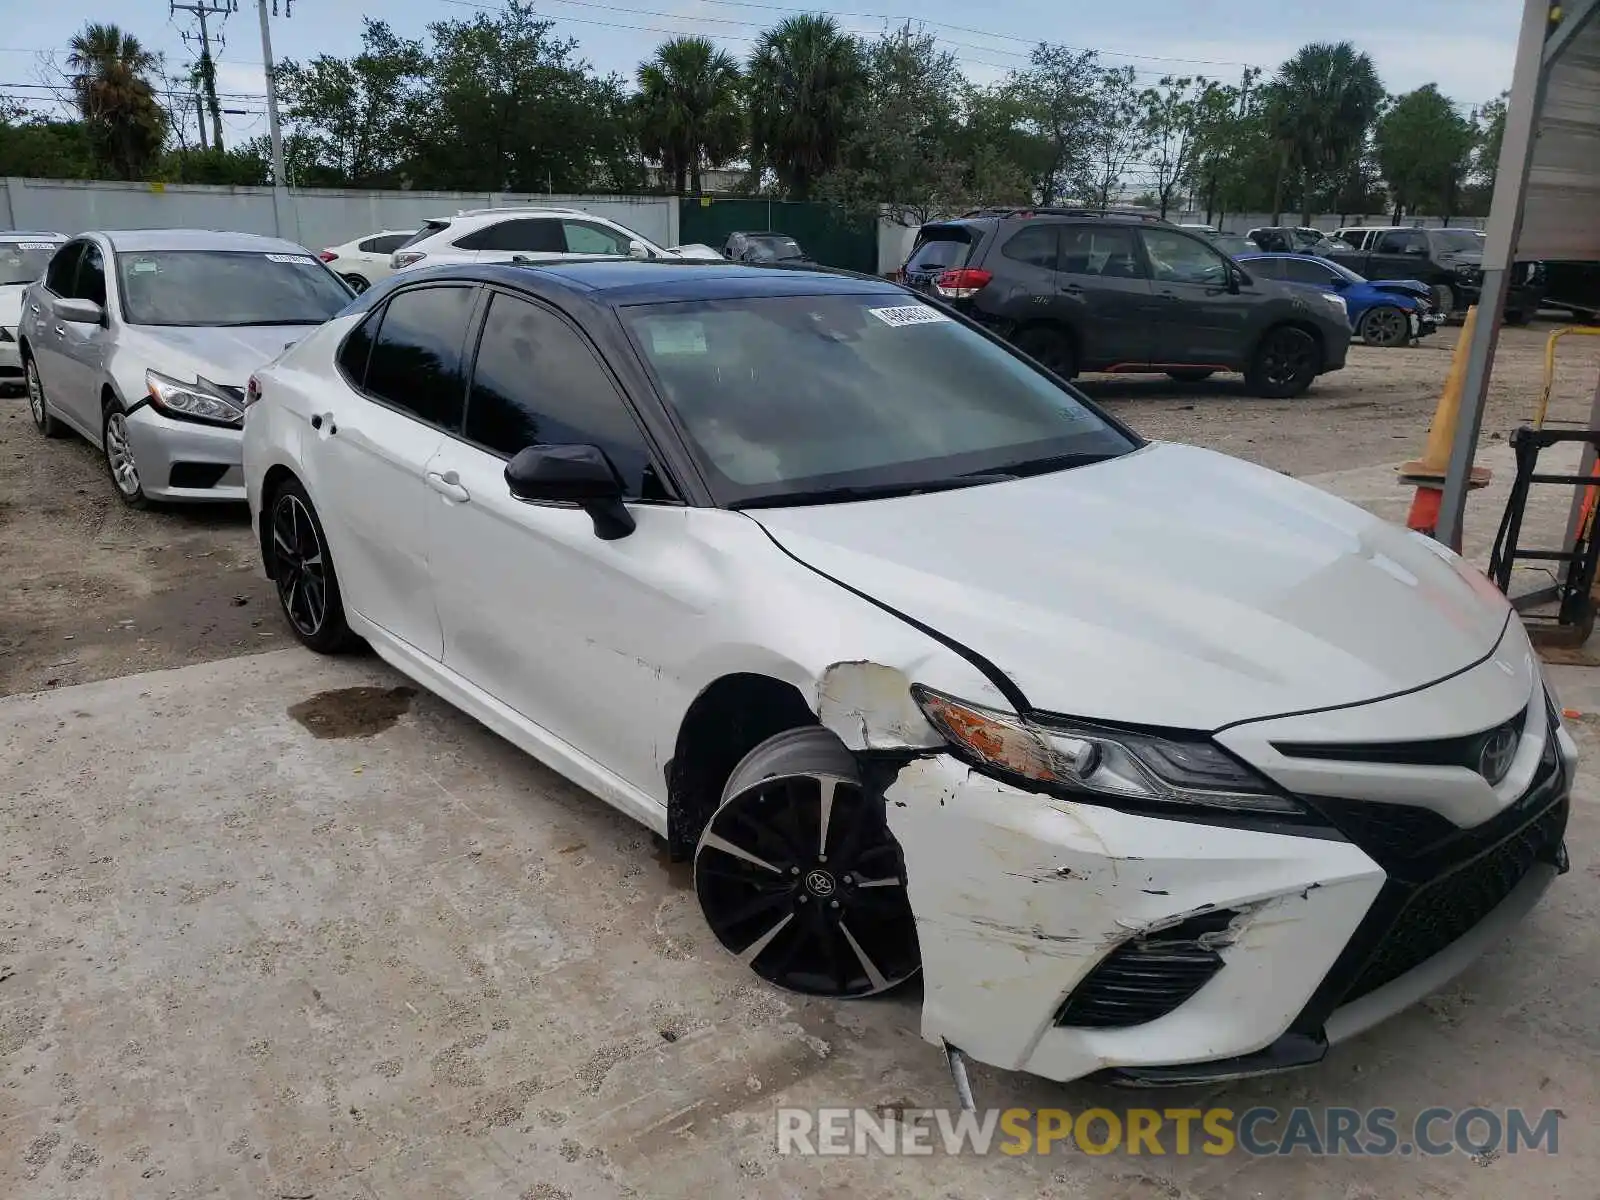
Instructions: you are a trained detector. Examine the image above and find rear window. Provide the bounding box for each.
[396,221,448,251]
[905,231,974,273]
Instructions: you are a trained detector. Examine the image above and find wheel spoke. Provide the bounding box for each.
[303,576,325,631]
[838,921,891,993]
[737,912,794,964]
[854,876,902,889]
[721,885,793,929]
[700,831,784,875]
[817,778,835,859]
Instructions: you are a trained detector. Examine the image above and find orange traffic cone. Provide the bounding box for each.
[1400,305,1491,545]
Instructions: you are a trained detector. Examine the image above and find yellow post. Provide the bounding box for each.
[1402,305,1478,480]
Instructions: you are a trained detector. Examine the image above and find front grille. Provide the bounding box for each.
[1292,739,1568,1031]
[1341,796,1566,1001]
[1056,909,1237,1028]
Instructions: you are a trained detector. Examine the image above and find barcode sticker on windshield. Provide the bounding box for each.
[867,304,948,328]
[14,242,57,251]
[265,253,314,265]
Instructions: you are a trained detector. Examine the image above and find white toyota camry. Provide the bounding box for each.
[241,259,1575,1087]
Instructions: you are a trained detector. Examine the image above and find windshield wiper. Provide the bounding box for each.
[974,451,1123,478]
[731,473,1015,510]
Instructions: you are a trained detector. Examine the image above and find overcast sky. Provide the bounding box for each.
[1,0,1526,149]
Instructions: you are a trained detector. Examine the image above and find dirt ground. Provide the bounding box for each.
[2,322,1598,698]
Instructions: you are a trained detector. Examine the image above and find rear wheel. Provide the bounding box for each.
[268,477,357,654]
[1014,326,1078,380]
[1359,305,1410,348]
[340,272,371,293]
[1165,368,1215,383]
[1245,327,1321,398]
[25,355,65,438]
[694,727,919,997]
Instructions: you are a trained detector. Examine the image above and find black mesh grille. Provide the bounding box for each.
[1305,799,1458,870]
[1056,909,1236,1028]
[1292,737,1569,1032]
[1341,796,1567,1001]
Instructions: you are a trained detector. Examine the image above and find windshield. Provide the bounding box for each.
[0,240,62,286]
[747,236,804,262]
[1432,229,1485,254]
[114,250,353,327]
[622,294,1138,507]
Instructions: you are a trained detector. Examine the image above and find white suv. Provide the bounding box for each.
[389,207,714,272]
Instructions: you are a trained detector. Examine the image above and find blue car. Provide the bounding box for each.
[1237,253,1439,348]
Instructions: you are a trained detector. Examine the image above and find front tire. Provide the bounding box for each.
[694,726,919,997]
[1015,325,1078,380]
[1359,305,1411,347]
[25,355,65,438]
[267,477,357,653]
[102,404,150,507]
[1246,326,1321,398]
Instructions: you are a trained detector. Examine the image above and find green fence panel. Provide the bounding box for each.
[679,198,878,274]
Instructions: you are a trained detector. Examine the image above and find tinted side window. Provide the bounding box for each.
[465,293,652,497]
[337,308,380,386]
[563,221,630,255]
[363,286,476,430]
[1000,226,1058,270]
[45,242,83,295]
[461,219,565,253]
[1376,230,1427,255]
[1245,257,1285,280]
[1336,230,1368,248]
[372,233,410,254]
[1281,258,1337,285]
[1142,230,1230,285]
[1059,227,1141,278]
[75,242,107,306]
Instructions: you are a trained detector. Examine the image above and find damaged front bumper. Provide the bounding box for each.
[883,721,1571,1085]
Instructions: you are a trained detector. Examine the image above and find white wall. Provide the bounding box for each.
[0,178,680,251]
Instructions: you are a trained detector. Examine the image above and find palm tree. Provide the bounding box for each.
[66,23,167,180]
[746,15,864,200]
[636,37,744,195]
[1266,42,1384,223]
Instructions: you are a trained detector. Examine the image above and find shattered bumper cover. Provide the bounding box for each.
[884,725,1571,1085]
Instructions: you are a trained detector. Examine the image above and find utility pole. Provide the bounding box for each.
[256,0,289,189]
[172,0,237,152]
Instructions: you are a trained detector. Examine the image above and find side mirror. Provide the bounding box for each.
[56,297,104,326]
[504,443,636,540]
[627,240,650,259]
[1329,275,1351,290]
[1229,267,1248,292]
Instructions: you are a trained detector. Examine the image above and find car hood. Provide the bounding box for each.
[666,244,726,261]
[1364,278,1431,298]
[750,443,1510,730]
[0,284,26,329]
[120,323,313,387]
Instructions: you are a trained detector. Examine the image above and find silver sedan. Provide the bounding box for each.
[19,229,353,506]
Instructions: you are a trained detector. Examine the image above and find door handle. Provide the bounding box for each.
[310,412,337,434]
[426,471,470,503]
[1061,283,1084,294]
[53,324,67,336]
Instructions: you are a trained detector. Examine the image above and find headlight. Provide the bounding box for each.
[146,369,244,427]
[1318,292,1347,315]
[911,686,1315,820]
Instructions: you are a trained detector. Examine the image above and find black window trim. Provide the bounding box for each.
[44,237,89,299]
[333,280,485,435]
[452,283,686,505]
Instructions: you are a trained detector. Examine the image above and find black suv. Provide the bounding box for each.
[902,210,1351,398]
[1327,227,1545,323]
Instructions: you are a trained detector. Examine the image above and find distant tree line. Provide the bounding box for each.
[1,3,1507,226]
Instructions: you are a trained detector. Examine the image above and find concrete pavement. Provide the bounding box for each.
[2,641,1597,1198]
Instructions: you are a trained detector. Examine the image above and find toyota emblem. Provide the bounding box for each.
[805,870,836,898]
[1478,725,1519,786]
